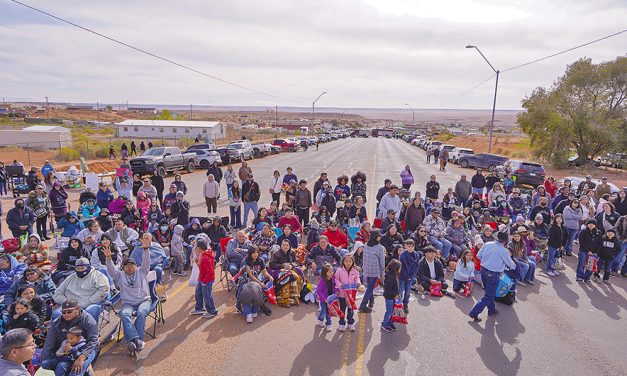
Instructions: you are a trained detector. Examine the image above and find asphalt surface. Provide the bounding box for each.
[86,138,626,376]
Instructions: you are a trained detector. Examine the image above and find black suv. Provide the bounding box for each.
[458,153,508,172]
[496,160,546,186]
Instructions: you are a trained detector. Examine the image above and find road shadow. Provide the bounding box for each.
[472,309,525,376]
[288,326,348,376]
[366,319,411,376]
[579,281,626,320]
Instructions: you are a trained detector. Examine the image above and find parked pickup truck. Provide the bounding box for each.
[272,138,300,152]
[252,143,273,157]
[130,147,198,176]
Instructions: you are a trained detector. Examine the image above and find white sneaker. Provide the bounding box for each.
[246,314,253,323]
[317,320,325,328]
[338,324,346,332]
[553,270,560,276]
[252,312,258,318]
[325,325,332,332]
[348,324,356,332]
[189,309,205,315]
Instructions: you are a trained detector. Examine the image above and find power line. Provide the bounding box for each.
[438,74,496,107]
[9,0,297,103]
[502,28,627,73]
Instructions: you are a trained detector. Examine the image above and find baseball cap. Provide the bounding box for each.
[62,300,79,310]
[75,258,89,268]
[123,258,136,266]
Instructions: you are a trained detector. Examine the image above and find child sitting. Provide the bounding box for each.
[7,298,39,332]
[316,263,335,332]
[453,250,475,297]
[42,326,86,374]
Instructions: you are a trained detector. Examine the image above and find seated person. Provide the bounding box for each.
[57,211,83,238]
[41,300,99,376]
[54,238,89,286]
[445,217,469,258]
[237,247,274,323]
[96,208,114,232]
[409,226,431,251]
[52,258,110,322]
[6,297,40,333]
[225,231,253,276]
[0,328,38,374]
[479,225,496,244]
[204,216,228,261]
[105,218,139,257]
[380,224,404,256]
[508,229,536,286]
[46,327,87,375]
[509,214,529,234]
[105,242,152,355]
[252,207,274,229]
[307,235,343,273]
[4,265,55,307]
[336,199,352,228]
[130,233,167,286]
[277,208,302,234]
[268,239,304,307]
[313,206,332,229]
[306,220,320,249]
[152,219,174,253]
[354,221,371,244]
[183,218,204,268]
[251,223,277,261]
[90,234,121,291]
[277,224,299,249]
[76,220,103,255]
[15,234,50,269]
[81,198,101,222]
[0,254,27,296]
[417,246,449,295]
[380,209,401,232]
[478,208,496,228]
[321,220,348,250]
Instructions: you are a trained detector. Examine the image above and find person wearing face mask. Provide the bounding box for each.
[170,191,190,227]
[529,197,551,225]
[52,258,110,322]
[52,238,89,285]
[96,208,114,232]
[6,198,36,239]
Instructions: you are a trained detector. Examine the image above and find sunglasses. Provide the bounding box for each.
[62,309,77,315]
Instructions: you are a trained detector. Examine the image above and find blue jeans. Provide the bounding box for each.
[524,257,536,282]
[243,304,258,315]
[381,298,394,328]
[359,277,378,310]
[610,242,627,272]
[398,278,415,306]
[453,278,467,292]
[338,297,354,325]
[228,261,241,276]
[472,187,483,196]
[53,304,102,322]
[565,228,578,255]
[428,236,453,259]
[195,281,217,313]
[0,180,7,196]
[230,205,242,228]
[185,245,192,266]
[469,268,500,317]
[41,349,97,376]
[576,250,592,280]
[120,299,151,343]
[242,201,258,227]
[546,246,558,273]
[317,301,331,325]
[516,260,529,283]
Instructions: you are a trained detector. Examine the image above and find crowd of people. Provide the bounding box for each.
[0,144,626,375]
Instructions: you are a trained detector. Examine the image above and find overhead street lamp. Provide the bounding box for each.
[404,103,415,125]
[466,45,499,153]
[312,91,327,127]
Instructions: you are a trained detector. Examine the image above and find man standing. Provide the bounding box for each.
[455,174,472,207]
[0,328,36,376]
[206,162,223,185]
[313,173,329,202]
[203,174,220,215]
[468,231,516,322]
[376,179,392,211]
[294,180,312,228]
[130,141,137,157]
[594,177,611,202]
[171,191,190,227]
[471,169,486,198]
[238,162,252,182]
[425,175,440,201]
[577,175,596,195]
[105,242,151,355]
[6,198,35,238]
[378,185,401,220]
[41,160,55,177]
[242,174,260,227]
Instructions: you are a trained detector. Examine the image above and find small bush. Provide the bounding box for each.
[59,147,80,162]
[94,145,110,158]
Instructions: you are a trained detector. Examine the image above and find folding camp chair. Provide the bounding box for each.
[219,237,234,291]
[373,218,382,229]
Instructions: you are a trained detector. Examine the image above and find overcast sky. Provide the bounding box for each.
[0,0,625,109]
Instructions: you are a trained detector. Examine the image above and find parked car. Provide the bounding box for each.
[595,153,626,170]
[251,143,273,157]
[216,147,240,164]
[227,140,254,161]
[457,153,508,172]
[186,149,222,169]
[186,142,216,151]
[130,147,197,176]
[496,160,546,187]
[558,176,620,194]
[439,144,455,153]
[272,138,300,152]
[449,147,474,164]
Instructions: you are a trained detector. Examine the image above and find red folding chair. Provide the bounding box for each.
[373,218,382,229]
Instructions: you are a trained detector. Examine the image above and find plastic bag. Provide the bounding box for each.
[586,255,598,273]
[462,278,474,298]
[19,233,29,248]
[188,263,200,287]
[326,294,345,318]
[391,299,408,324]
[429,282,443,297]
[263,281,277,305]
[342,283,358,310]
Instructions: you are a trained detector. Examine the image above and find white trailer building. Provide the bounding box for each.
[116,120,226,140]
[0,125,73,149]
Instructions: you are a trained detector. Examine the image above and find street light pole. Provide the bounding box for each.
[404,103,415,125]
[466,45,499,153]
[312,91,327,128]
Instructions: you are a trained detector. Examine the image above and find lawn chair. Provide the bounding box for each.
[219,237,234,291]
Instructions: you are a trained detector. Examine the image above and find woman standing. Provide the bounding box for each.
[228,180,243,229]
[546,214,567,277]
[269,170,282,206]
[563,199,583,256]
[0,162,8,197]
[26,185,52,240]
[224,165,237,192]
[400,165,414,190]
[48,181,69,225]
[350,172,367,203]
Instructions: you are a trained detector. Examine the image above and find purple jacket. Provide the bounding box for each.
[400,169,414,185]
[316,277,334,303]
[49,187,69,217]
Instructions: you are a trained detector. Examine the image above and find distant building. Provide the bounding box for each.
[127,107,157,114]
[66,105,94,110]
[0,125,72,149]
[116,119,226,140]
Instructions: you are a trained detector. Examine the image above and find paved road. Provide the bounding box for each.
[93,138,627,376]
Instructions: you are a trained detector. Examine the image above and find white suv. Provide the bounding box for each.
[449,147,474,164]
[227,140,255,161]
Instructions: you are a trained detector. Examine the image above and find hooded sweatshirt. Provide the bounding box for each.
[57,212,83,237]
[0,255,27,294]
[57,238,89,271]
[18,234,49,266]
[170,225,185,257]
[399,249,420,281]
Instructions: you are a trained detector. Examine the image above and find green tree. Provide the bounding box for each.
[517,56,627,167]
[156,109,175,120]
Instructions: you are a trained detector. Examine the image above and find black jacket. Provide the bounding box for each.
[206,166,223,183]
[7,311,40,332]
[380,232,403,254]
[547,224,568,248]
[471,173,486,189]
[171,200,190,226]
[42,312,99,361]
[417,257,445,284]
[58,239,90,271]
[376,186,389,203]
[598,236,620,259]
[313,178,327,201]
[578,228,602,254]
[205,224,228,245]
[383,272,399,299]
[242,180,260,202]
[485,175,500,190]
[425,181,440,200]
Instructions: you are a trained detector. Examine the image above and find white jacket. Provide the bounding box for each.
[53,269,110,308]
[378,193,401,219]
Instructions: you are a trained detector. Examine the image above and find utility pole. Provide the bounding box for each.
[190,104,193,119]
[312,91,327,128]
[275,105,278,128]
[45,96,49,120]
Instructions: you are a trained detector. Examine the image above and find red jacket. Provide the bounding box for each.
[322,228,348,249]
[543,179,558,198]
[278,215,302,233]
[198,251,216,284]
